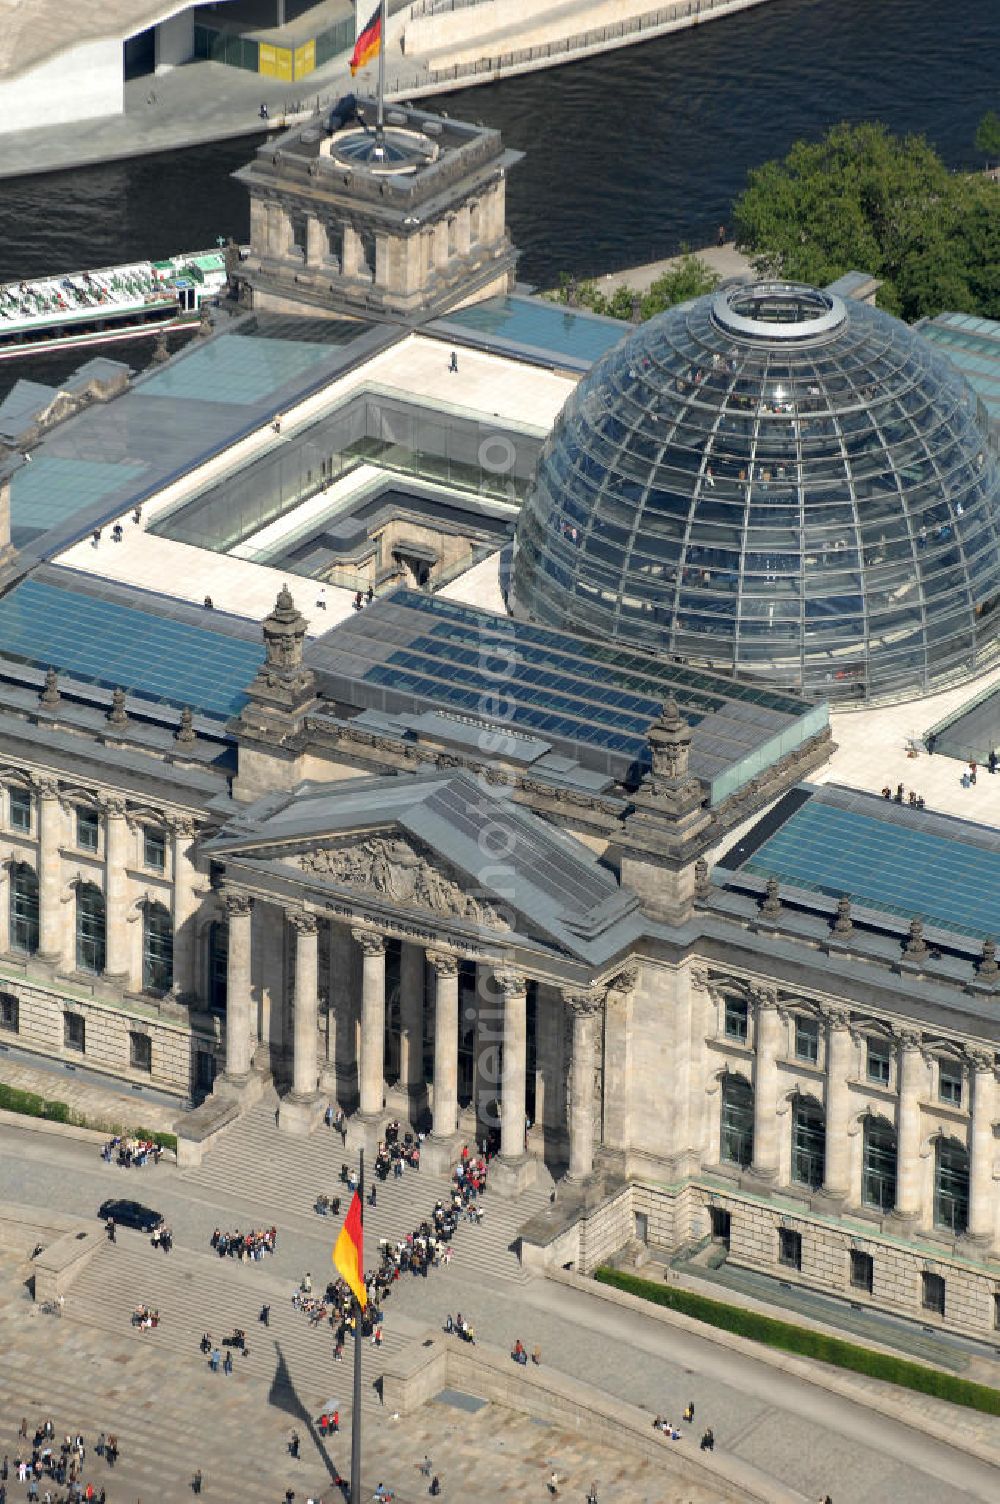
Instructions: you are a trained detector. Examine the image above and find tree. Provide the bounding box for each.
[551,254,719,321]
[975,110,1000,164]
[732,121,1000,321]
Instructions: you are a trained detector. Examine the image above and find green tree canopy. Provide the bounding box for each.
[551,253,719,322]
[975,110,1000,162]
[732,121,1000,321]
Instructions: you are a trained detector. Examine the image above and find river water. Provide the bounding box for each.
[0,0,995,396]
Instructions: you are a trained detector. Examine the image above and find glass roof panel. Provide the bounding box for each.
[0,578,263,717]
[140,334,337,406]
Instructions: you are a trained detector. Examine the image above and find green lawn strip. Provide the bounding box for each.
[595,1266,1000,1415]
[0,1082,177,1152]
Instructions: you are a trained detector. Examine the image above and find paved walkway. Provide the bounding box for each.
[0,1049,184,1134]
[592,242,754,295]
[1,1113,999,1502]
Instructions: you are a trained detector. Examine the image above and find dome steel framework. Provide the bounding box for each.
[511,283,1000,703]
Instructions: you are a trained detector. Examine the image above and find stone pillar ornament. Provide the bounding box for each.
[428,948,460,1139]
[832,895,853,938]
[977,937,1000,981]
[895,1032,925,1219]
[693,858,712,903]
[39,668,60,710]
[289,910,320,1100]
[564,987,605,1181]
[223,891,254,1082]
[903,917,927,958]
[352,925,386,1116]
[104,797,131,982]
[647,696,692,786]
[751,989,781,1180]
[759,878,782,919]
[37,779,64,963]
[175,706,197,744]
[495,970,528,1162]
[106,687,128,727]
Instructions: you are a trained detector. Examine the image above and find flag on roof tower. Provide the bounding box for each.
[350,4,383,75]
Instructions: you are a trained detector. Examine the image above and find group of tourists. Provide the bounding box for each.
[99,1135,162,1168]
[209,1224,277,1261]
[2,1420,119,1504]
[129,1305,159,1331]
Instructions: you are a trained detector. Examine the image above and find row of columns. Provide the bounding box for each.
[747,997,996,1239]
[221,893,616,1177]
[27,781,198,995]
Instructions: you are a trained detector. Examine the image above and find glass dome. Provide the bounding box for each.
[510,282,1000,703]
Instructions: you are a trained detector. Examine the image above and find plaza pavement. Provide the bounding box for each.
[0,1100,999,1502]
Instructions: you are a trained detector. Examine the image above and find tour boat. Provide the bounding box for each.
[0,247,232,361]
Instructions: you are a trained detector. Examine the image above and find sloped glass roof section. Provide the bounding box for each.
[140,334,340,406]
[732,784,1000,940]
[430,294,628,371]
[0,577,263,718]
[919,312,1000,421]
[309,589,827,801]
[11,456,148,543]
[511,282,1000,703]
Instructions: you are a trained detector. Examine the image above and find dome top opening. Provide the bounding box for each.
[711,282,846,341]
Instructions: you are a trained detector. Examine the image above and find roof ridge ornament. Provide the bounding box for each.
[39,666,60,709]
[107,686,128,726]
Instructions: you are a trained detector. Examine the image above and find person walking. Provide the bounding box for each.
[223,1349,233,1376]
[192,1470,202,1495]
[260,1303,271,1327]
[700,1427,715,1452]
[289,1431,300,1460]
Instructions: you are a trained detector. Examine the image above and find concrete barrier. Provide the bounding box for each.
[174,1094,241,1168]
[33,1225,105,1302]
[382,1326,809,1503]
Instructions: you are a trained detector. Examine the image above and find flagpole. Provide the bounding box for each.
[376,0,387,152]
[350,1145,364,1504]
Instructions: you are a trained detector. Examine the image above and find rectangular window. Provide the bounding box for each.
[76,808,99,853]
[64,1011,85,1053]
[0,992,18,1032]
[778,1227,802,1271]
[794,1016,819,1063]
[143,828,166,872]
[129,1031,152,1073]
[850,1249,874,1293]
[921,1270,945,1316]
[938,1059,963,1107]
[195,1049,216,1094]
[724,996,748,1043]
[9,787,32,833]
[866,1037,891,1086]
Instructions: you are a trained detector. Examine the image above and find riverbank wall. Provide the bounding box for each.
[0,0,779,180]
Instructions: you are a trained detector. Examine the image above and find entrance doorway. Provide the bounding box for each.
[708,1205,731,1249]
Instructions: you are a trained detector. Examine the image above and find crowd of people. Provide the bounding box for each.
[881,783,927,809]
[2,1420,119,1503]
[209,1225,277,1261]
[99,1135,162,1169]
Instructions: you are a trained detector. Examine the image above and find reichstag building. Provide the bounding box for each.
[1,98,1000,1343]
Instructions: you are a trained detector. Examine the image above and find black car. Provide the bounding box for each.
[98,1198,163,1232]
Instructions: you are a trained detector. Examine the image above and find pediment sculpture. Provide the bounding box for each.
[299,837,509,930]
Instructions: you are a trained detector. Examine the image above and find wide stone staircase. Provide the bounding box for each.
[179,1095,556,1287]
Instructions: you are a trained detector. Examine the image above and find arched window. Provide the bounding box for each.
[791,1095,826,1188]
[720,1073,754,1167]
[8,862,38,954]
[934,1137,969,1234]
[75,883,106,974]
[862,1116,897,1212]
[142,903,173,995]
[208,922,228,1013]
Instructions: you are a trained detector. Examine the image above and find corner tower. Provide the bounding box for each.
[233,96,522,322]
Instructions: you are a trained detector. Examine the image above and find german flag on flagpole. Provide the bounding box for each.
[350,3,382,75]
[333,1191,368,1310]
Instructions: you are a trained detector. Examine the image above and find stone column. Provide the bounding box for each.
[822,1008,853,1201]
[895,1032,925,1220]
[170,818,198,999]
[564,987,605,1182]
[429,948,459,1140]
[497,970,528,1162]
[602,966,638,1155]
[968,1054,996,1243]
[353,926,386,1118]
[751,988,781,1181]
[398,940,425,1099]
[222,891,253,1084]
[325,920,355,1097]
[290,911,320,1099]
[37,780,64,963]
[104,798,130,982]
